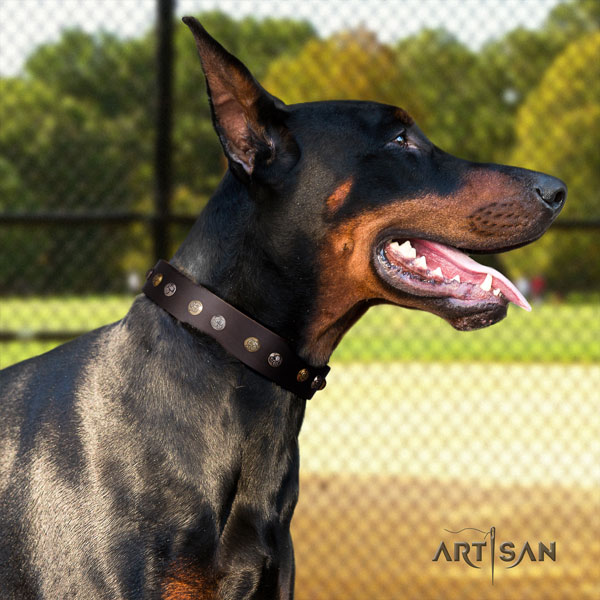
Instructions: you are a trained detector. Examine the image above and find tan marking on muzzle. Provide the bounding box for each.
[326,177,354,214]
[303,168,547,363]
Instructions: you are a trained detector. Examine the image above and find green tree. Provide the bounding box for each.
[25,30,154,119]
[472,0,600,163]
[264,28,409,104]
[392,29,488,160]
[0,78,140,291]
[502,32,600,292]
[545,0,600,38]
[0,157,32,210]
[0,13,316,292]
[474,29,565,163]
[0,78,133,212]
[20,12,316,211]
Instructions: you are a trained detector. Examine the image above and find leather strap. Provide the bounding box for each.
[143,260,329,399]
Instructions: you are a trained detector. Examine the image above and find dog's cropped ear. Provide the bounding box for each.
[182,17,297,181]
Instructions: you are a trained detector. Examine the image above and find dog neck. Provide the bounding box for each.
[172,172,322,365]
[119,289,305,582]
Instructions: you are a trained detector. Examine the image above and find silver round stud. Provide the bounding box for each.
[267,352,283,368]
[210,315,226,331]
[164,282,176,296]
[188,300,203,315]
[244,337,260,352]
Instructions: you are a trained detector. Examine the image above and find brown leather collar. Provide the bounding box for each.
[143,260,329,399]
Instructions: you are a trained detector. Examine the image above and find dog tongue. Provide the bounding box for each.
[414,239,531,311]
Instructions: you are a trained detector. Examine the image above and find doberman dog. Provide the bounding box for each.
[0,17,566,599]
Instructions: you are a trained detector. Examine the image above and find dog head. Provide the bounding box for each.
[183,17,566,363]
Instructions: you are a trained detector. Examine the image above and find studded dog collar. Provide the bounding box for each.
[143,260,329,399]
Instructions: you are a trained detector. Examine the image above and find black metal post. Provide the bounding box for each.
[154,0,174,261]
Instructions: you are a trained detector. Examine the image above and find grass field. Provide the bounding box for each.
[1,296,599,368]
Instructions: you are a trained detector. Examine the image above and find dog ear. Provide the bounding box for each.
[182,17,297,181]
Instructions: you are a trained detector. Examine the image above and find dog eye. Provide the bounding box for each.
[394,132,407,146]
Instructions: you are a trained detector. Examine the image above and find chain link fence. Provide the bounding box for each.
[1,1,599,598]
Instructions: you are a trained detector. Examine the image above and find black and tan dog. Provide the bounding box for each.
[0,17,565,599]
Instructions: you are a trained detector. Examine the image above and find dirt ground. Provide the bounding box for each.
[291,362,600,600]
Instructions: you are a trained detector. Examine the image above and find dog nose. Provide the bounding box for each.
[534,174,567,213]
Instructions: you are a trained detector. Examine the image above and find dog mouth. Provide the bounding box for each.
[376,238,530,328]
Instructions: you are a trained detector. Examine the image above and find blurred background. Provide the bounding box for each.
[0,0,598,598]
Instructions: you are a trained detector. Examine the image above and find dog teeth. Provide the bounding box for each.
[414,256,427,269]
[431,267,443,279]
[451,275,461,283]
[480,273,493,291]
[493,288,501,296]
[397,240,417,259]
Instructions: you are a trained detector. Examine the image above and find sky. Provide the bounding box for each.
[0,0,563,76]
